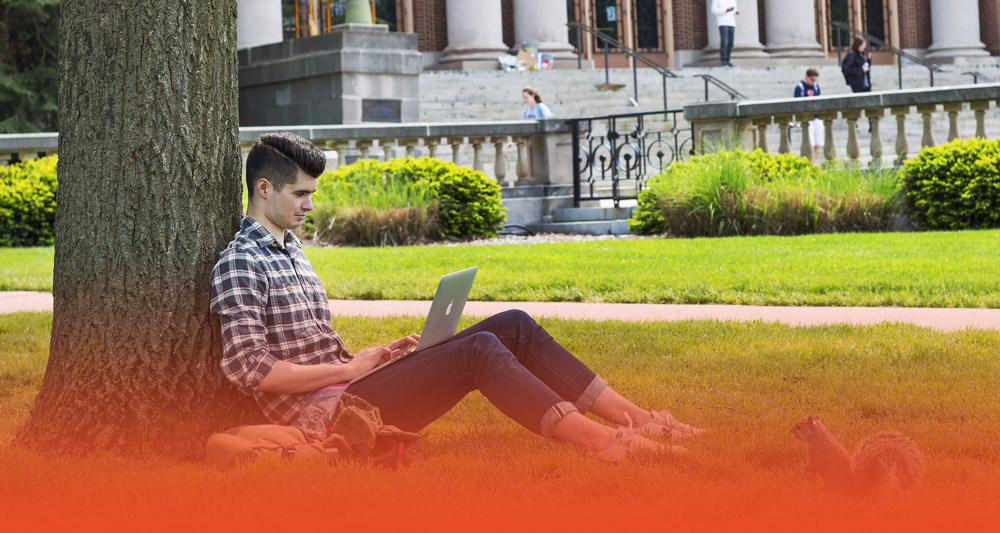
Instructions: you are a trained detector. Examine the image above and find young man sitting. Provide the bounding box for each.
[209,132,706,461]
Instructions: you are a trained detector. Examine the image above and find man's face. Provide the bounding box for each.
[262,169,316,233]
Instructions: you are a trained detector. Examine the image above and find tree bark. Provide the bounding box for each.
[14,0,261,457]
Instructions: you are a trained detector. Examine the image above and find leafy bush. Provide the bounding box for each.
[0,156,58,246]
[900,137,1000,230]
[630,150,899,237]
[311,157,505,245]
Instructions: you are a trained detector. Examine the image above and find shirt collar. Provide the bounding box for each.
[241,215,302,251]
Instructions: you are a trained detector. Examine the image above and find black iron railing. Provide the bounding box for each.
[567,109,693,208]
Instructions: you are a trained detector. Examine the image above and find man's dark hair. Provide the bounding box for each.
[245,132,326,199]
[850,37,865,51]
[806,68,819,78]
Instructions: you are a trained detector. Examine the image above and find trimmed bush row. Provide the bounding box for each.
[310,157,506,246]
[0,156,57,246]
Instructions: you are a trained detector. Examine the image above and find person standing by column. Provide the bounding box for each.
[794,68,823,159]
[711,0,739,67]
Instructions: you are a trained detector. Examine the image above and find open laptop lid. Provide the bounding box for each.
[415,265,477,351]
[351,266,477,383]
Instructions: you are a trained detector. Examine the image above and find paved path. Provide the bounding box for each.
[3,291,999,332]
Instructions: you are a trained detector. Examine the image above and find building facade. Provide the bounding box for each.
[238,0,1000,67]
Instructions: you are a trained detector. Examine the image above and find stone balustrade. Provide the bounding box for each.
[0,120,573,188]
[683,83,1000,162]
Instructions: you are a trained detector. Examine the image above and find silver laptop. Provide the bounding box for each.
[351,266,477,382]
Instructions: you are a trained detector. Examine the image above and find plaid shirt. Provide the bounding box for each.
[209,216,351,424]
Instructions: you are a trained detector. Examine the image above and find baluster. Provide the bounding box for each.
[428,137,443,159]
[917,104,937,148]
[516,137,529,183]
[451,137,462,164]
[866,108,884,160]
[842,110,860,161]
[776,115,791,154]
[944,103,962,142]
[493,138,507,184]
[342,140,363,166]
[379,139,395,161]
[795,113,813,162]
[971,101,989,138]
[822,112,837,162]
[752,117,771,153]
[471,137,485,172]
[402,138,417,158]
[891,106,910,160]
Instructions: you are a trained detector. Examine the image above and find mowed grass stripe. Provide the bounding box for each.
[2,229,999,307]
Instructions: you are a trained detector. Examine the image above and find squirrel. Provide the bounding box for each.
[791,416,925,497]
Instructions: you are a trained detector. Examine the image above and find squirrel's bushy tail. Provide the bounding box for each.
[851,431,926,494]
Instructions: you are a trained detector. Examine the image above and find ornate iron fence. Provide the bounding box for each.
[568,109,693,207]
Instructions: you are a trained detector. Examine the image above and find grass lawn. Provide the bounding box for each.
[2,230,999,307]
[2,312,999,531]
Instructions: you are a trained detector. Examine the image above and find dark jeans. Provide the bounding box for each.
[719,25,735,63]
[345,310,607,438]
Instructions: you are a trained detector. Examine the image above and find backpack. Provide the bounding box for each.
[841,54,851,84]
[206,393,421,470]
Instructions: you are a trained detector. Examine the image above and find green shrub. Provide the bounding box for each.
[0,156,58,246]
[311,157,505,245]
[900,137,1000,230]
[630,150,899,237]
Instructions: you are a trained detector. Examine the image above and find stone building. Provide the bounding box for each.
[238,0,1000,67]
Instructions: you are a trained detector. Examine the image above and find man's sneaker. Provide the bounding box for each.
[594,413,688,462]
[623,409,708,440]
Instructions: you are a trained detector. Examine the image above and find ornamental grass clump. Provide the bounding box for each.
[630,150,899,237]
[312,160,438,246]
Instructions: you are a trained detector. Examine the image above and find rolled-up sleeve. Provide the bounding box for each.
[210,250,279,395]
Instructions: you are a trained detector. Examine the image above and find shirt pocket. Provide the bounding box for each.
[267,278,316,324]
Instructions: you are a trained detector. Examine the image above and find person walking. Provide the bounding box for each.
[521,86,553,119]
[842,38,872,93]
[711,0,739,67]
[794,68,823,158]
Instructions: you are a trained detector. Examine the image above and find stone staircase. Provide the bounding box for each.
[419,64,1000,234]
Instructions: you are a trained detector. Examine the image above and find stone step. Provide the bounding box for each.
[551,206,635,222]
[533,219,632,235]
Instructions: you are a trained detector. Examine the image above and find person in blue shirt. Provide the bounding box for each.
[521,86,553,119]
[794,68,822,158]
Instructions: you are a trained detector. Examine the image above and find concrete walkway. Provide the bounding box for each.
[3,291,999,332]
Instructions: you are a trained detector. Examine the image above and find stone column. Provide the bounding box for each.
[439,0,509,70]
[512,0,576,65]
[702,0,768,65]
[925,0,990,63]
[763,0,825,58]
[237,0,283,50]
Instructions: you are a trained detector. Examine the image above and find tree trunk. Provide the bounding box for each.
[14,0,261,457]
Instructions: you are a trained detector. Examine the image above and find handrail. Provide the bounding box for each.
[568,21,675,111]
[694,74,746,101]
[567,21,744,106]
[568,21,679,79]
[965,71,998,84]
[829,20,941,88]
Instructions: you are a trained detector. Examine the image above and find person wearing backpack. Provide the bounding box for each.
[209,132,707,463]
[842,38,872,93]
[794,68,823,158]
[711,0,739,67]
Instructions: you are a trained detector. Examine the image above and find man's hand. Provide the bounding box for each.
[383,333,420,362]
[726,6,734,11]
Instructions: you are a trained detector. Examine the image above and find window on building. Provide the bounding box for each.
[633,0,661,51]
[282,0,398,40]
[593,0,621,48]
